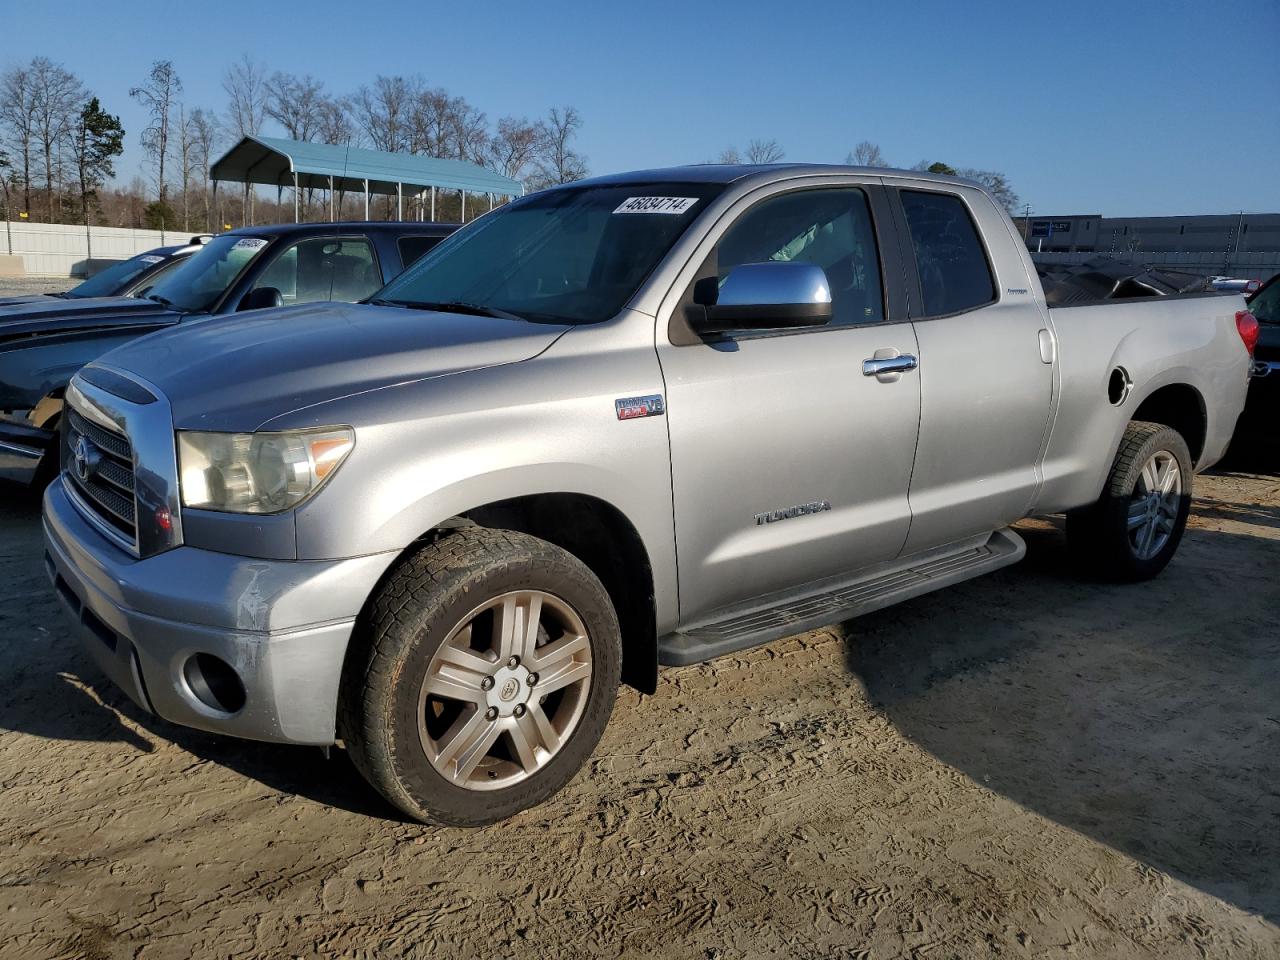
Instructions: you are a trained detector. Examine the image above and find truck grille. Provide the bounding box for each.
[66,407,138,545]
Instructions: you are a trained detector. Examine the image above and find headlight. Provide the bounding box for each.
[177,427,354,514]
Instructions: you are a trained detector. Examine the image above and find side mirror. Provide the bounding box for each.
[691,261,832,334]
[238,286,283,312]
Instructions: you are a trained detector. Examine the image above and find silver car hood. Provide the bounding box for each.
[92,301,571,432]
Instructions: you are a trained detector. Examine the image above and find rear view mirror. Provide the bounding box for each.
[238,286,283,312]
[691,261,832,334]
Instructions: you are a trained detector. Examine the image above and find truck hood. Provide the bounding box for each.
[0,295,178,345]
[93,300,572,431]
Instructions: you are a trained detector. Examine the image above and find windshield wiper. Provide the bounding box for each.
[147,293,175,308]
[370,298,530,322]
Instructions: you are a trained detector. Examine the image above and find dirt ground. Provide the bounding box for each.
[0,275,72,297]
[1,453,1278,957]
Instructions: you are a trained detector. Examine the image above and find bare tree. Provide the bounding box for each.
[487,116,539,181]
[745,138,784,164]
[222,55,267,139]
[174,105,200,230]
[222,55,267,224]
[847,140,888,167]
[529,107,587,190]
[0,64,36,214]
[186,107,217,230]
[130,60,181,230]
[0,147,15,253]
[30,57,85,220]
[353,74,418,152]
[718,146,742,164]
[315,96,353,145]
[265,72,326,141]
[957,167,1020,214]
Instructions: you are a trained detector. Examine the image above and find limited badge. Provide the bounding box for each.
[613,197,698,215]
[615,394,665,420]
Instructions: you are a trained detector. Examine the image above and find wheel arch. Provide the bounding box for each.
[1129,382,1207,465]
[356,492,660,695]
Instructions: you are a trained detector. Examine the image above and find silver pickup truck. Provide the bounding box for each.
[42,165,1256,825]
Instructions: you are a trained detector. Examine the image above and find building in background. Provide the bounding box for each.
[1011,212,1280,281]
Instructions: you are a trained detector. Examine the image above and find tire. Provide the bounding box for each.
[338,526,621,826]
[1066,421,1193,582]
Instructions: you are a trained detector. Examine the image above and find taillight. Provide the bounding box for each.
[1236,310,1259,356]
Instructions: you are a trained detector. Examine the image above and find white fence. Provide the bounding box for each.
[0,221,179,276]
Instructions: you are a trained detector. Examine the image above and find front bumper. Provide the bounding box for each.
[43,476,397,745]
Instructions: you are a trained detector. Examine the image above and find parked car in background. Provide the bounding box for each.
[0,221,456,487]
[0,236,211,307]
[42,165,1252,826]
[1210,276,1263,295]
[1240,272,1280,446]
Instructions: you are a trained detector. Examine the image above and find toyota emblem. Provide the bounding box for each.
[72,435,101,482]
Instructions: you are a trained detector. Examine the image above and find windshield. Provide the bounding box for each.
[67,252,167,299]
[374,182,725,324]
[146,234,270,313]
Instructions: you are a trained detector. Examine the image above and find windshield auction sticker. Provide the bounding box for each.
[139,255,164,263]
[231,238,269,250]
[613,197,699,215]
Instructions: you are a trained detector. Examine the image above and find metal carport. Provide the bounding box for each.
[209,135,524,222]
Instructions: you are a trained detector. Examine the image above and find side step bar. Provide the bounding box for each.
[658,528,1026,666]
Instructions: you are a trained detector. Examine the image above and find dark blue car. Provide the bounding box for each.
[0,236,211,308]
[0,220,455,487]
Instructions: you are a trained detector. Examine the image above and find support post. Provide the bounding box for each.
[329,176,334,222]
[488,193,494,211]
[430,186,436,221]
[363,179,370,221]
[461,190,466,222]
[293,172,300,222]
[397,182,403,221]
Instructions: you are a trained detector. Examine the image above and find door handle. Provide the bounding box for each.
[862,354,919,377]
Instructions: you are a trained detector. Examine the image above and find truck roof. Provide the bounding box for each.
[220,221,459,240]
[568,163,983,190]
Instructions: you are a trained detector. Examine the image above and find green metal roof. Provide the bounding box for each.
[210,135,523,197]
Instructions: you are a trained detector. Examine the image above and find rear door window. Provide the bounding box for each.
[251,237,382,305]
[900,190,996,316]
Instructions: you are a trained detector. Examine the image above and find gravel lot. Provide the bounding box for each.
[0,287,1276,957]
[0,275,73,297]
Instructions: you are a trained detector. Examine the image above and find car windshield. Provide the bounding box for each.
[373,182,725,324]
[145,234,270,313]
[66,252,167,299]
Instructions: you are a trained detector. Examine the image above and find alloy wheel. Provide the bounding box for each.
[417,590,593,791]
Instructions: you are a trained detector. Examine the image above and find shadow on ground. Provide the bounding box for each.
[842,513,1280,923]
[0,489,408,823]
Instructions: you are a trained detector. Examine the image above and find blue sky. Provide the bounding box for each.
[7,0,1278,216]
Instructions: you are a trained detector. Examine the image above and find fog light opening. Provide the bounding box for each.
[183,653,247,714]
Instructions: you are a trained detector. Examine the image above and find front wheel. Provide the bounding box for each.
[339,527,621,825]
[1066,421,1193,582]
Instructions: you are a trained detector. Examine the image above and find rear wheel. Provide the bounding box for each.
[339,527,621,825]
[1066,421,1192,582]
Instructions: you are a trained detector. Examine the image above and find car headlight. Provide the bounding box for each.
[177,427,354,514]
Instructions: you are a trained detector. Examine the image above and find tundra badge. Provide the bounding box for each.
[616,395,665,420]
